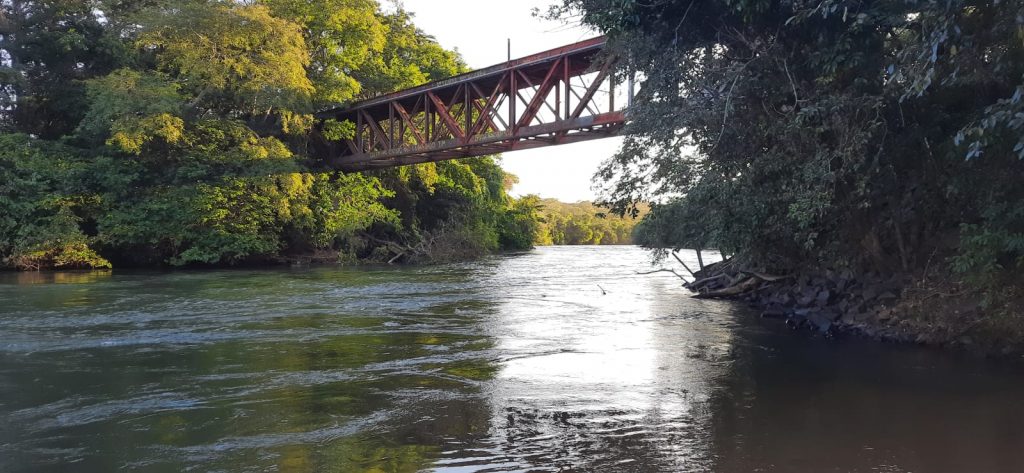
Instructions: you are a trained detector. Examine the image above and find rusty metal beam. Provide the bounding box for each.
[334,111,625,169]
[316,36,628,171]
[516,57,561,129]
[392,102,424,145]
[571,60,613,119]
[426,91,466,141]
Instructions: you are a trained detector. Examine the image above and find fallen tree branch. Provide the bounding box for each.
[637,268,689,281]
[671,250,698,279]
[692,276,761,299]
[740,271,793,282]
[686,273,728,290]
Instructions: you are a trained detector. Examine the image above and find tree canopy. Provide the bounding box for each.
[0,0,540,269]
[553,0,1024,290]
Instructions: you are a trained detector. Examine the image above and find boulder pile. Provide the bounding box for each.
[685,258,906,339]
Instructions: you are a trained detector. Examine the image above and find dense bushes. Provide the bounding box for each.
[0,135,110,270]
[552,0,1024,286]
[0,0,538,269]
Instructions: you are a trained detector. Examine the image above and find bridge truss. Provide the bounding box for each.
[317,36,630,171]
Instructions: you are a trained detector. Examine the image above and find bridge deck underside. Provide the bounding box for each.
[317,36,628,171]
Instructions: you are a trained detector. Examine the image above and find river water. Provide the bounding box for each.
[1,246,1023,472]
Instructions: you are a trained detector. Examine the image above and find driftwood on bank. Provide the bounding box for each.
[635,249,711,282]
[692,276,763,298]
[638,252,791,300]
[686,273,729,289]
[360,221,486,264]
[641,254,909,336]
[688,271,790,298]
[636,249,795,300]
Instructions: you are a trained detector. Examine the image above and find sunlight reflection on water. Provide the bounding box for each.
[2,247,1023,472]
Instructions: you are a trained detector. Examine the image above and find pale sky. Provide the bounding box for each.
[396,0,622,202]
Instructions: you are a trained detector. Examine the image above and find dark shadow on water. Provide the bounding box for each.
[706,320,1024,472]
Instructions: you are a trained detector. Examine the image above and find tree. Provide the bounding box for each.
[1,0,136,137]
[0,134,110,270]
[262,0,386,106]
[0,0,543,269]
[552,0,1024,282]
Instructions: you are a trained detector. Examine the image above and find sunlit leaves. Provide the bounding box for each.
[1,0,538,269]
[350,9,467,96]
[320,118,356,141]
[138,2,314,115]
[79,69,184,140]
[536,199,640,246]
[262,0,387,105]
[108,113,185,154]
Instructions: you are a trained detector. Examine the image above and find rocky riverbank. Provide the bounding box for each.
[685,258,1024,357]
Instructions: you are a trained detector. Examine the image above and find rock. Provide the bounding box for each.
[815,289,831,306]
[807,311,839,334]
[792,308,812,318]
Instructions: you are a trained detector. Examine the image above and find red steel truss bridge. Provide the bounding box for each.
[316,36,631,171]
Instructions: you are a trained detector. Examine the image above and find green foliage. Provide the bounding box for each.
[320,118,356,141]
[499,195,544,250]
[0,0,135,137]
[263,0,387,105]
[555,0,1024,282]
[536,199,643,246]
[368,157,540,262]
[91,120,397,265]
[0,0,540,270]
[350,8,468,95]
[138,2,315,117]
[78,69,185,143]
[0,135,110,270]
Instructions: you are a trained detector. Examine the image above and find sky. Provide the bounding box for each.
[396,0,623,203]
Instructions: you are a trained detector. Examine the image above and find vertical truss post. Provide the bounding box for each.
[464,85,472,143]
[509,70,517,135]
[563,56,571,120]
[424,94,431,142]
[388,103,395,150]
[555,80,561,121]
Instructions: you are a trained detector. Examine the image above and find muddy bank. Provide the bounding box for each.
[684,258,1024,357]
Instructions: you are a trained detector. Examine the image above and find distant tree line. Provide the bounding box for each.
[534,198,644,245]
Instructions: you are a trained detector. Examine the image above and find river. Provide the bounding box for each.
[1,246,1022,472]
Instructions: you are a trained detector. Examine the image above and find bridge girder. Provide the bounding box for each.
[316,36,630,171]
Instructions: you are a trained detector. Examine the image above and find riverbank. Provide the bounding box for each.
[685,258,1024,357]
